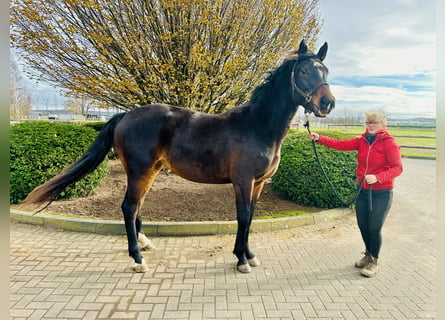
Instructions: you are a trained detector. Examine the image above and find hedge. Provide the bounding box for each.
[272,130,358,208]
[10,121,109,204]
[83,121,106,132]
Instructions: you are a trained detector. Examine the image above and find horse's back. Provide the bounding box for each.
[112,104,229,181]
[114,104,187,143]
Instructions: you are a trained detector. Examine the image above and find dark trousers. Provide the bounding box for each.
[355,188,393,259]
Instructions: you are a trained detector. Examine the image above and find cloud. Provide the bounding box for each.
[317,0,436,116]
[330,84,435,116]
[332,72,435,93]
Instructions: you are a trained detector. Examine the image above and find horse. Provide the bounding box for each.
[22,40,335,273]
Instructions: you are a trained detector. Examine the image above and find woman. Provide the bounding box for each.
[308,112,403,277]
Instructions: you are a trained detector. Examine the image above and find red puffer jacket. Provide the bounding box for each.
[317,129,403,190]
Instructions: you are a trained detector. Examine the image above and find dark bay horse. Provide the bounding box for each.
[22,40,335,273]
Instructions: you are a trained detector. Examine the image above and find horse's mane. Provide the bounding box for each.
[249,58,296,105]
[249,52,316,105]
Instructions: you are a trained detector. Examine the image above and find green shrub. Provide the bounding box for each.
[272,130,357,208]
[83,121,106,132]
[10,121,109,204]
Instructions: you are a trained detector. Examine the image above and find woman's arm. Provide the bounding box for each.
[313,134,360,151]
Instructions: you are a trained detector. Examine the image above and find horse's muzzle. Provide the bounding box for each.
[311,85,335,117]
[320,96,335,116]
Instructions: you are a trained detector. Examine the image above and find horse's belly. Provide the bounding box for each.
[175,170,231,184]
[162,157,231,184]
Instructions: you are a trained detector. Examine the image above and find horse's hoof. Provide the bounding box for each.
[132,259,148,273]
[138,233,156,250]
[140,240,156,251]
[248,257,261,267]
[237,263,252,273]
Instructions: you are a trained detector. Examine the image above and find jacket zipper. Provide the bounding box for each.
[363,138,374,188]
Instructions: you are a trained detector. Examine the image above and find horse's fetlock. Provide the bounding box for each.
[132,258,148,273]
[245,249,255,260]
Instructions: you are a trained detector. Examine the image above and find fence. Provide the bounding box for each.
[326,124,436,160]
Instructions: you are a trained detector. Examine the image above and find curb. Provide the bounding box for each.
[10,207,353,236]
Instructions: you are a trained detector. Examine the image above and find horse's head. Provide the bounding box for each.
[290,40,335,117]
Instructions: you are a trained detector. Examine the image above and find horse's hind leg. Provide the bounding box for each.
[136,213,156,250]
[121,161,163,272]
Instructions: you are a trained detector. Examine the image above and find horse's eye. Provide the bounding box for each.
[300,68,307,76]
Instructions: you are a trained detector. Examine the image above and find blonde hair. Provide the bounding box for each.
[365,112,387,126]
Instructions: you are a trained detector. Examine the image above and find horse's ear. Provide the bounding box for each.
[317,42,328,61]
[298,40,308,55]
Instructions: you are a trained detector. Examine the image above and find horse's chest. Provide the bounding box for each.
[254,150,281,180]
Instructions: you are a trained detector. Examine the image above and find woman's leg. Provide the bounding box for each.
[367,189,393,259]
[355,191,371,252]
[355,189,393,257]
[356,189,393,277]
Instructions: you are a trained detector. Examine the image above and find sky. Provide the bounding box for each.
[14,0,436,118]
[315,0,436,118]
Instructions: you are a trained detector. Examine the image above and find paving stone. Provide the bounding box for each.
[10,159,436,319]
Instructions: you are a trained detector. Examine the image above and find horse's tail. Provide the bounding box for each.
[21,112,126,208]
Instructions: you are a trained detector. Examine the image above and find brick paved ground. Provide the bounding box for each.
[10,158,436,320]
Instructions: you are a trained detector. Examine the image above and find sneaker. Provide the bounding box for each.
[360,256,379,277]
[354,251,371,268]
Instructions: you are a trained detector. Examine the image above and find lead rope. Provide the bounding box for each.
[304,116,364,208]
[368,185,372,211]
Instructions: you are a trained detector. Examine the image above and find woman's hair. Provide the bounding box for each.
[365,112,387,126]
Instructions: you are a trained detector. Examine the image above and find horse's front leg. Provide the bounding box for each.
[233,181,255,273]
[244,181,265,269]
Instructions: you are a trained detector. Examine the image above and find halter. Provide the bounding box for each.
[290,57,328,110]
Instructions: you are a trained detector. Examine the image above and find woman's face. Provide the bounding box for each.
[365,120,384,134]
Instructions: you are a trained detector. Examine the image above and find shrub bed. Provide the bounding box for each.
[10,121,109,204]
[83,121,106,132]
[272,130,357,208]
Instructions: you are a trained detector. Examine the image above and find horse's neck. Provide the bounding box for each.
[251,92,298,143]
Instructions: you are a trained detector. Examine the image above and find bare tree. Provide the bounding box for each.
[65,96,93,117]
[10,59,31,121]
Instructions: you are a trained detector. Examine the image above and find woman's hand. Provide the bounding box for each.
[365,174,378,184]
[308,132,320,141]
